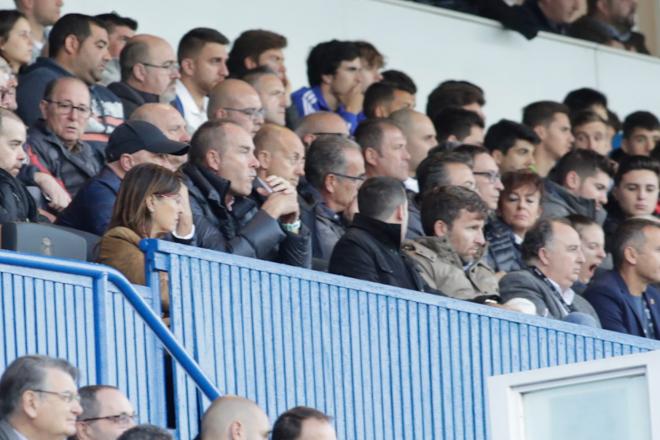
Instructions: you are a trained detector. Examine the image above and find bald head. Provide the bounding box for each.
[254,124,306,186]
[201,396,269,440]
[294,112,349,148]
[390,109,437,176]
[121,34,179,101]
[131,103,191,143]
[207,79,264,136]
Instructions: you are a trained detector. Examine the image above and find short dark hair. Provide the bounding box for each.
[607,109,622,131]
[563,87,608,115]
[551,149,614,185]
[622,111,660,139]
[611,218,660,269]
[226,29,287,78]
[522,101,571,128]
[433,107,484,143]
[421,185,487,235]
[117,425,172,440]
[354,118,401,154]
[177,27,229,63]
[566,213,599,235]
[614,155,660,187]
[485,119,540,154]
[78,385,120,420]
[305,135,361,190]
[305,40,360,87]
[49,13,108,58]
[571,110,607,129]
[426,80,485,121]
[94,12,138,33]
[0,10,26,45]
[416,151,473,195]
[521,218,573,264]
[363,82,396,119]
[357,176,407,221]
[354,40,384,69]
[381,69,417,95]
[271,406,332,440]
[453,144,489,161]
[188,119,238,166]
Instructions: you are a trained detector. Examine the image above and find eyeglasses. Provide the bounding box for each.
[223,107,265,121]
[473,171,502,183]
[44,99,92,118]
[141,61,180,73]
[31,389,81,403]
[80,413,138,426]
[331,172,366,183]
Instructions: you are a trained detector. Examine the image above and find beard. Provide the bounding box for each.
[159,82,177,103]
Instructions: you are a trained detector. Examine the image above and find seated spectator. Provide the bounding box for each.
[328,176,429,291]
[293,111,349,149]
[584,218,660,339]
[243,67,286,126]
[389,108,437,193]
[357,118,410,182]
[486,171,543,274]
[272,406,337,440]
[492,0,580,38]
[207,79,264,137]
[404,185,499,299]
[108,34,179,118]
[522,100,574,177]
[433,107,485,146]
[200,395,270,440]
[117,425,172,440]
[572,110,611,156]
[303,135,365,266]
[25,77,104,197]
[226,29,289,89]
[381,69,417,99]
[611,111,660,163]
[484,119,539,173]
[182,120,311,267]
[0,10,33,74]
[499,218,600,325]
[355,40,384,93]
[543,149,614,224]
[253,124,305,191]
[56,119,189,235]
[0,109,40,223]
[173,27,229,134]
[563,87,609,120]
[603,155,660,246]
[130,102,192,146]
[94,12,138,86]
[0,57,17,110]
[291,40,362,133]
[454,144,503,212]
[14,0,61,62]
[426,80,485,122]
[566,214,606,294]
[0,355,82,440]
[362,81,414,119]
[75,385,136,440]
[585,0,648,54]
[567,15,626,49]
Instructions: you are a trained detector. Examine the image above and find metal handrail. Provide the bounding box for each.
[0,249,220,400]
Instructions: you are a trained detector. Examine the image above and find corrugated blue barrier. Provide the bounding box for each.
[143,239,660,440]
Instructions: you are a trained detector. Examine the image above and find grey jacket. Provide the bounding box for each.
[542,179,606,224]
[0,420,22,440]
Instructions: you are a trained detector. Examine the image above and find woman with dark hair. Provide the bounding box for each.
[485,171,544,274]
[0,10,32,73]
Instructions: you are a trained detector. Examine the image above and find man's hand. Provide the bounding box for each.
[338,84,364,114]
[259,176,299,221]
[33,172,71,211]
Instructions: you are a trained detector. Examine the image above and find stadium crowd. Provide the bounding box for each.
[0,0,659,438]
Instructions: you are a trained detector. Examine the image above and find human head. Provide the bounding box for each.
[389,109,437,177]
[49,13,111,85]
[200,395,270,440]
[254,124,305,186]
[587,0,638,30]
[612,155,660,218]
[120,35,179,101]
[40,76,91,149]
[178,27,230,96]
[572,110,610,156]
[485,119,540,173]
[226,29,287,81]
[0,57,17,110]
[537,0,582,24]
[0,10,32,73]
[563,87,608,120]
[381,70,417,96]
[271,406,336,440]
[355,118,410,181]
[358,176,408,238]
[567,16,626,48]
[189,119,259,197]
[422,185,488,262]
[94,12,138,59]
[305,134,365,214]
[109,163,183,239]
[521,218,585,290]
[523,100,574,163]
[75,385,136,440]
[416,151,475,195]
[293,112,349,148]
[621,111,660,156]
[453,144,503,210]
[15,0,62,28]
[130,103,191,144]
[0,355,81,437]
[0,108,26,176]
[552,148,614,210]
[306,40,361,96]
[354,40,384,93]
[363,81,415,119]
[499,171,544,236]
[432,107,485,146]
[207,79,264,136]
[426,80,485,122]
[566,214,606,284]
[116,425,172,440]
[612,218,660,285]
[243,67,286,126]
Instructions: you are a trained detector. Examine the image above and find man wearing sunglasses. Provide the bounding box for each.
[74,386,136,440]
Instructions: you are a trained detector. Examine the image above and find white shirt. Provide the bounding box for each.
[404,177,419,193]
[175,80,208,135]
[547,277,576,306]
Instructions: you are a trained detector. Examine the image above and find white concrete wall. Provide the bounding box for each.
[2,0,660,125]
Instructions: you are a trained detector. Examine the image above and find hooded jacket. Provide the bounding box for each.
[108,81,159,118]
[542,179,605,224]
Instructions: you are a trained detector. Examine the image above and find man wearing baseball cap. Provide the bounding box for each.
[56,120,189,235]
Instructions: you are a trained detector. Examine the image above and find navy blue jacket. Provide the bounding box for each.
[583,270,660,340]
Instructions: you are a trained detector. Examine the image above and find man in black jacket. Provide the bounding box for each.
[183,119,311,268]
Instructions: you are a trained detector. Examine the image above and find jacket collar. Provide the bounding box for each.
[31,118,84,152]
[351,214,402,251]
[544,179,597,217]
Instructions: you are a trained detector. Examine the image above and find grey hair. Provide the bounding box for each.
[304,135,361,190]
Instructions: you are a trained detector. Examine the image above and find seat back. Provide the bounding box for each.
[1,222,88,260]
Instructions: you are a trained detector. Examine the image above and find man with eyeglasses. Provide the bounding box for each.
[453,144,504,212]
[108,35,180,118]
[207,79,264,137]
[74,386,136,440]
[0,355,82,440]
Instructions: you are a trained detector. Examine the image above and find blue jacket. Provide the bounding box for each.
[583,270,660,339]
[291,85,360,134]
[56,166,121,235]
